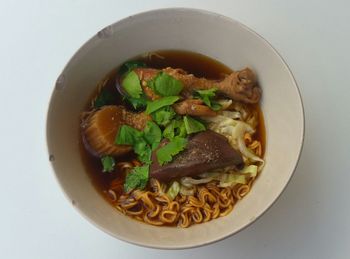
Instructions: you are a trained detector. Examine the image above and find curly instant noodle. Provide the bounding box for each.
[110,149,260,228]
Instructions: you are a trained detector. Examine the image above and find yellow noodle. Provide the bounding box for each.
[112,154,260,227]
[211,203,220,219]
[206,183,222,197]
[179,212,191,228]
[202,207,212,222]
[120,199,138,209]
[147,204,161,218]
[220,204,234,217]
[187,196,203,207]
[231,187,241,200]
[220,188,232,200]
[191,208,203,223]
[247,177,255,189]
[249,140,262,157]
[176,194,187,203]
[154,194,171,204]
[125,207,144,216]
[244,132,252,144]
[217,196,232,208]
[143,214,164,226]
[134,216,144,222]
[159,210,178,224]
[198,186,217,204]
[106,189,117,201]
[115,205,124,213]
[167,201,180,212]
[150,178,166,193]
[236,184,251,199]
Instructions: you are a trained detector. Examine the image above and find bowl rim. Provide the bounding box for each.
[46,7,305,250]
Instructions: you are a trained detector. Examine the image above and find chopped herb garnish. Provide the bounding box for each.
[121,71,142,98]
[194,88,222,111]
[148,72,183,96]
[145,96,180,114]
[119,60,146,76]
[115,125,143,145]
[94,89,115,108]
[143,121,162,150]
[125,93,147,110]
[134,142,152,164]
[163,119,187,140]
[151,106,176,126]
[115,122,154,164]
[156,137,188,165]
[183,116,206,134]
[118,61,148,110]
[124,165,149,192]
[163,120,176,140]
[101,156,115,173]
[174,119,187,138]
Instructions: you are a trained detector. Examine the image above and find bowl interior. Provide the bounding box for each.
[47,8,304,249]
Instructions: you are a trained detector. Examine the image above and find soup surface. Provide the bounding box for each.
[80,50,265,227]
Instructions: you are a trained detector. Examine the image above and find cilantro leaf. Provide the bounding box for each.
[94,89,115,108]
[163,119,187,140]
[124,165,149,192]
[137,147,150,163]
[210,101,222,111]
[115,125,143,145]
[148,72,183,96]
[119,60,146,76]
[118,61,147,110]
[145,96,180,114]
[194,88,216,100]
[174,119,187,138]
[121,71,142,98]
[115,125,153,164]
[134,142,152,164]
[183,116,206,134]
[125,94,147,110]
[143,121,161,149]
[156,137,188,165]
[163,120,175,139]
[101,156,115,173]
[194,88,222,111]
[151,106,176,126]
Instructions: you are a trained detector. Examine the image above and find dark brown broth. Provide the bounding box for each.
[79,50,265,201]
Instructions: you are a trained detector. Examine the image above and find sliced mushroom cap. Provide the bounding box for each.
[81,105,150,157]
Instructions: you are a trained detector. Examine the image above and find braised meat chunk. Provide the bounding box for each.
[150,130,244,182]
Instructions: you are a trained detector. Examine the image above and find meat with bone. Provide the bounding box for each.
[134,67,261,103]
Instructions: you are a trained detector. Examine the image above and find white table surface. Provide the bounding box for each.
[1,1,349,258]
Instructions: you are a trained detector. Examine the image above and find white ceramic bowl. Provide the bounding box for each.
[46,8,304,249]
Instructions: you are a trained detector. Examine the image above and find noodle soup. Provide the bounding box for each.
[80,50,265,227]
